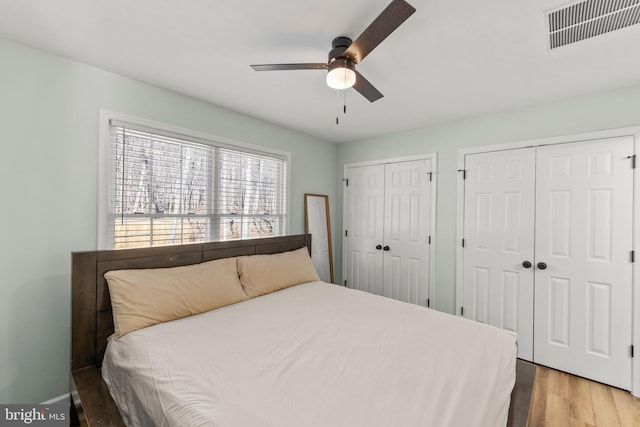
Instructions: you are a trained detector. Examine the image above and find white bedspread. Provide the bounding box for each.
[102,281,516,427]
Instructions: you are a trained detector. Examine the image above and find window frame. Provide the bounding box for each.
[98,110,291,250]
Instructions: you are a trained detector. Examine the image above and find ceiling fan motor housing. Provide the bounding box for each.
[329,36,354,63]
[327,56,356,74]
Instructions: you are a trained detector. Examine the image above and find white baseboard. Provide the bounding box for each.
[40,393,70,405]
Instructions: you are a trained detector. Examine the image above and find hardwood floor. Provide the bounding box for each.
[527,364,640,427]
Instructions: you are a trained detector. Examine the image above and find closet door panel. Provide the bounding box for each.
[344,164,385,295]
[462,148,536,360]
[533,137,634,390]
[383,159,432,306]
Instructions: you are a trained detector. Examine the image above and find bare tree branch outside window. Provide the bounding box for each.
[108,125,287,249]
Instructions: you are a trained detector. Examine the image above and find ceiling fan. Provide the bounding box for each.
[250,0,416,103]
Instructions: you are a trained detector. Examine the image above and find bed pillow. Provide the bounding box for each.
[105,257,248,337]
[237,247,320,298]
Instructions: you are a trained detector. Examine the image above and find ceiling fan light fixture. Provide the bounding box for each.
[250,0,416,102]
[326,59,356,90]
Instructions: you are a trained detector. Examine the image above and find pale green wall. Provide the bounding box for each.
[0,37,337,404]
[336,84,640,314]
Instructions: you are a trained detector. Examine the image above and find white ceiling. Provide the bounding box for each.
[1,0,640,143]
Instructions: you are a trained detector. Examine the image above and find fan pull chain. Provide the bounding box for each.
[344,87,347,114]
[336,89,340,125]
[343,66,348,115]
[336,88,349,125]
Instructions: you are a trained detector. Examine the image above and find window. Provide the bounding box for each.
[99,112,289,249]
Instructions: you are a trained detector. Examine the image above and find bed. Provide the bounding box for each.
[71,234,517,427]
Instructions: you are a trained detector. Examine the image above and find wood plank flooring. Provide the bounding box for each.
[527,364,640,427]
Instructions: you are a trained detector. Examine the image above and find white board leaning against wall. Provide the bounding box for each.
[305,194,334,283]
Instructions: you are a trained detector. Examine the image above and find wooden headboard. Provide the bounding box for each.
[71,234,312,372]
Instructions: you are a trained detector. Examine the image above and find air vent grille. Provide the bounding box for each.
[547,0,640,49]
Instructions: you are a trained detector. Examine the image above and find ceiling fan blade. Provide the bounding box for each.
[343,0,416,63]
[251,63,327,71]
[353,71,383,102]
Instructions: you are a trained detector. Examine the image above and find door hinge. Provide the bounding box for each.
[428,235,431,245]
[631,345,635,358]
[627,155,636,169]
[428,172,433,182]
[343,178,349,187]
[461,238,465,248]
[427,298,431,308]
[460,306,464,316]
[458,169,467,180]
[345,229,348,237]
[632,250,635,263]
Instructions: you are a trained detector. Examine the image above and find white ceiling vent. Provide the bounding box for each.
[547,0,640,49]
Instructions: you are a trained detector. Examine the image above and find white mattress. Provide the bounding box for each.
[102,282,517,427]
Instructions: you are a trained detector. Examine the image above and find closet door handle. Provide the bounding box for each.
[522,261,532,269]
[376,244,382,250]
[383,246,390,251]
[537,262,548,270]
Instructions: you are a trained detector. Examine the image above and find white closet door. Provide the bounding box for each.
[344,164,385,295]
[533,137,634,389]
[382,159,432,306]
[462,148,536,360]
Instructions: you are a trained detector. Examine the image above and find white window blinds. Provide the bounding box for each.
[106,119,288,249]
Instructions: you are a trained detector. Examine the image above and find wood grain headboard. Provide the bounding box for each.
[71,234,312,372]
